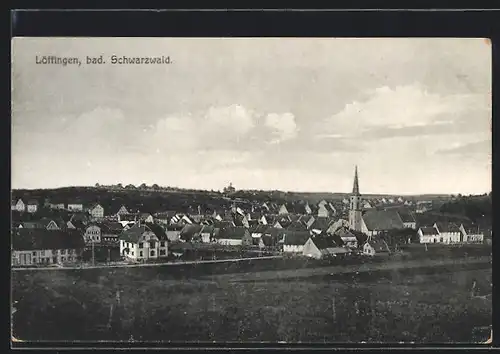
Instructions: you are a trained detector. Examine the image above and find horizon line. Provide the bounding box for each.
[10,184,490,197]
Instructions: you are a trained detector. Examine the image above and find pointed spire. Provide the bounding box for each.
[352,165,360,195]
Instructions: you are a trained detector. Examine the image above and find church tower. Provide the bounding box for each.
[349,166,363,232]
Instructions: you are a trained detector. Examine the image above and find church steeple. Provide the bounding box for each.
[349,165,362,232]
[352,165,360,195]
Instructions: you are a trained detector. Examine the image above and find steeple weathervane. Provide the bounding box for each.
[352,165,360,195]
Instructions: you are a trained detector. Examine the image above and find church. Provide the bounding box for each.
[348,166,415,238]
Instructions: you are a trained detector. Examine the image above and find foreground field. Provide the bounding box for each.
[12,261,491,343]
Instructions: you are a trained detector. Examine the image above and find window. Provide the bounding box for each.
[139,251,143,257]
[33,258,37,263]
[150,250,155,257]
[150,241,156,248]
[160,241,164,247]
[139,243,144,248]
[33,251,36,256]
[160,249,166,256]
[61,257,65,262]
[131,251,134,256]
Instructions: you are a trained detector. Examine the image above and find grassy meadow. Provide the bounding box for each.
[12,262,491,343]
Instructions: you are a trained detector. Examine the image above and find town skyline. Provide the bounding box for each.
[12,38,491,194]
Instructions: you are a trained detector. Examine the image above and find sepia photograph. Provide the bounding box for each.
[11,37,492,344]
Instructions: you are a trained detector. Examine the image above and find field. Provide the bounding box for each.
[12,260,491,343]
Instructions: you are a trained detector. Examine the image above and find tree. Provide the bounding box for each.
[139,183,147,189]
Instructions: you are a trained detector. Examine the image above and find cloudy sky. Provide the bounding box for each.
[12,38,491,195]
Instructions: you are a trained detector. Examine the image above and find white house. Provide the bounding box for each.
[116,205,129,216]
[12,199,25,212]
[119,224,169,261]
[278,204,289,215]
[363,239,390,256]
[279,231,310,253]
[302,236,350,259]
[67,203,83,212]
[214,227,252,246]
[433,222,462,244]
[459,224,485,243]
[417,226,440,244]
[89,204,104,219]
[26,200,39,213]
[84,224,101,244]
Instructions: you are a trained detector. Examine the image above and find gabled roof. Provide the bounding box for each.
[12,229,84,251]
[309,235,338,250]
[166,223,184,231]
[146,222,168,240]
[434,222,461,233]
[100,221,123,234]
[366,239,390,253]
[309,217,333,231]
[200,225,215,234]
[27,200,39,206]
[216,226,249,240]
[286,221,308,232]
[362,210,404,231]
[120,225,153,243]
[180,224,203,240]
[397,208,416,223]
[419,226,439,236]
[250,224,269,234]
[282,231,310,246]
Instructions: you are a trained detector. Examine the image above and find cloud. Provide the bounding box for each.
[264,112,298,143]
[316,84,490,140]
[436,140,491,156]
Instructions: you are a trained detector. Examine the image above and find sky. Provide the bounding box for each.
[11,38,491,195]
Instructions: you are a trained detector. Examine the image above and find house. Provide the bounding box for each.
[115,205,129,216]
[279,230,310,253]
[84,224,101,244]
[12,199,25,212]
[154,211,176,225]
[166,224,184,242]
[215,226,252,246]
[118,213,138,223]
[286,221,308,232]
[333,226,358,248]
[139,213,154,224]
[433,222,462,244]
[89,203,104,219]
[278,204,289,215]
[179,224,203,242]
[22,218,60,230]
[398,209,417,229]
[302,236,350,259]
[360,210,405,237]
[298,215,316,229]
[100,222,123,244]
[170,214,193,225]
[363,201,372,209]
[67,219,86,231]
[26,200,39,213]
[326,219,350,235]
[317,203,336,218]
[250,224,269,243]
[459,224,484,243]
[200,225,215,243]
[417,226,440,244]
[309,217,333,235]
[233,214,250,228]
[119,224,169,261]
[67,203,84,212]
[12,229,85,266]
[416,201,433,214]
[363,239,391,256]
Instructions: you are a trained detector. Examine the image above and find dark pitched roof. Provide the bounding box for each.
[286,221,308,232]
[216,226,249,240]
[180,224,203,240]
[250,224,269,234]
[397,209,416,223]
[362,210,404,231]
[145,223,168,240]
[27,200,39,205]
[100,222,123,235]
[166,224,184,231]
[435,222,461,233]
[310,235,338,250]
[419,227,439,236]
[283,231,310,246]
[366,239,390,253]
[309,217,333,231]
[120,225,154,243]
[12,229,84,251]
[200,225,214,234]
